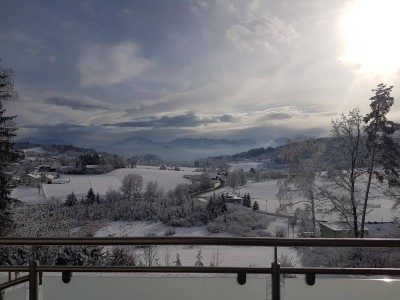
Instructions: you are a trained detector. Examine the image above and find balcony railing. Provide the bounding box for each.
[1,237,400,300]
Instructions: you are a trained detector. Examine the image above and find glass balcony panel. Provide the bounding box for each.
[284,277,400,300]
[40,274,268,300]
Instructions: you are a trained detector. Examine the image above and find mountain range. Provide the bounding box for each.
[110,137,258,149]
[103,137,261,161]
[17,136,289,161]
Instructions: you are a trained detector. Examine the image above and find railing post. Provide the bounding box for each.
[271,261,281,300]
[271,246,280,300]
[29,260,38,300]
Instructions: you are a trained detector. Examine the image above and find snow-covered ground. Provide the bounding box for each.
[204,177,396,222]
[13,166,199,202]
[94,220,299,267]
[10,186,45,203]
[42,175,122,199]
[108,166,197,191]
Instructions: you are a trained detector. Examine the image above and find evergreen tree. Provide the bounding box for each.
[361,84,400,237]
[65,192,77,207]
[206,193,227,221]
[0,63,19,218]
[86,188,96,205]
[243,193,251,208]
[253,201,259,211]
[96,192,101,204]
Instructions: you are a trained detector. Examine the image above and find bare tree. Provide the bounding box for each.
[277,138,324,235]
[142,245,159,266]
[120,173,143,200]
[318,108,366,237]
[144,180,163,202]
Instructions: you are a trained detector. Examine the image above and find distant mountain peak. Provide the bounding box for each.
[17,137,73,146]
[168,138,257,148]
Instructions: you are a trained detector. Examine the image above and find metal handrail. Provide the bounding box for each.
[1,236,400,247]
[0,237,400,300]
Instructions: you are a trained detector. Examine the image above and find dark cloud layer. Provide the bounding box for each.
[104,112,234,128]
[45,96,109,110]
[267,113,293,120]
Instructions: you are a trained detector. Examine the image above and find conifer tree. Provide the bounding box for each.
[243,193,251,208]
[86,188,96,205]
[361,84,400,237]
[0,63,19,216]
[96,192,101,204]
[65,192,77,207]
[253,201,259,210]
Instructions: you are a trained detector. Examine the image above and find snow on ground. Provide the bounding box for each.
[15,166,198,202]
[94,221,300,267]
[42,175,122,199]
[207,178,396,222]
[108,167,196,191]
[228,162,262,171]
[10,186,45,204]
[94,221,209,237]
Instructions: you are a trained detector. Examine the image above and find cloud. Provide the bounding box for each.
[267,112,293,120]
[226,24,254,52]
[77,42,153,87]
[104,112,235,128]
[225,9,299,54]
[0,31,43,51]
[45,95,109,110]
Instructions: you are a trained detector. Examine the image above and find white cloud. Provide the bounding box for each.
[225,24,254,51]
[224,0,300,55]
[77,42,153,87]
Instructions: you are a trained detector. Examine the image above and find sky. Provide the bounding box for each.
[1,0,400,147]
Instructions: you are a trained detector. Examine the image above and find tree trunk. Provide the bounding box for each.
[310,190,316,236]
[361,144,376,238]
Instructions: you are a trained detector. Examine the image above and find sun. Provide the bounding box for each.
[340,0,400,74]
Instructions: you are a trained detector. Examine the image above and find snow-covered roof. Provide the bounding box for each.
[86,165,100,169]
[27,173,41,180]
[320,222,369,232]
[365,221,400,237]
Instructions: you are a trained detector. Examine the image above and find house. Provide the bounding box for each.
[224,192,242,204]
[43,174,56,183]
[365,221,400,237]
[36,163,59,174]
[20,173,41,187]
[319,222,369,238]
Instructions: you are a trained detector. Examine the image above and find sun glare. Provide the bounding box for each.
[341,0,400,74]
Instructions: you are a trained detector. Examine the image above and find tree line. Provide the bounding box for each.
[278,84,400,238]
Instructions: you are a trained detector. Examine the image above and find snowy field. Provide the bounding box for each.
[203,178,396,222]
[11,165,398,223]
[14,166,199,202]
[10,186,45,204]
[108,165,198,190]
[42,175,122,199]
[94,220,299,267]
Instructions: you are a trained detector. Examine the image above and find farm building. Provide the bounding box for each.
[224,192,242,204]
[319,222,369,238]
[365,221,400,237]
[20,173,41,187]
